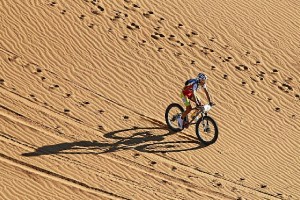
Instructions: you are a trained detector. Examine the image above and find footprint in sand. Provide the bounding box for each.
[79,14,85,20]
[241,81,247,86]
[29,94,38,101]
[8,55,19,62]
[278,85,290,93]
[174,52,182,57]
[61,10,66,15]
[254,60,261,65]
[176,40,184,46]
[49,1,57,6]
[138,39,147,45]
[275,107,281,112]
[223,74,228,79]
[98,109,104,114]
[91,5,104,15]
[257,72,265,81]
[188,42,196,47]
[171,166,177,171]
[151,32,165,40]
[158,17,165,23]
[295,94,300,100]
[66,93,72,98]
[168,34,176,41]
[260,184,267,189]
[285,77,293,83]
[177,23,184,28]
[235,65,249,71]
[186,188,193,192]
[158,47,164,52]
[271,80,278,84]
[239,177,245,181]
[124,3,140,11]
[282,83,293,91]
[123,115,129,120]
[50,84,60,89]
[186,31,199,38]
[133,153,140,158]
[272,69,279,73]
[224,44,233,50]
[88,23,95,29]
[191,31,198,36]
[143,11,154,18]
[201,47,213,55]
[98,125,104,130]
[212,180,222,188]
[111,11,128,21]
[225,56,233,62]
[153,26,161,31]
[64,108,70,113]
[211,66,216,70]
[97,5,104,11]
[186,33,191,37]
[83,101,90,105]
[150,161,157,166]
[251,91,256,95]
[91,0,98,5]
[214,172,224,178]
[0,79,4,84]
[127,22,140,30]
[258,71,265,76]
[133,4,140,8]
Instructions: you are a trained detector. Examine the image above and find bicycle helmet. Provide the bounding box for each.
[197,73,207,81]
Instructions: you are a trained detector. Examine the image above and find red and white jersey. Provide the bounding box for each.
[182,79,206,99]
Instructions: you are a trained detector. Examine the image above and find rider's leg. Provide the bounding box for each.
[181,105,192,119]
[180,93,192,119]
[179,93,192,128]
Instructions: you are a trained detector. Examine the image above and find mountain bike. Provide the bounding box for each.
[165,103,218,145]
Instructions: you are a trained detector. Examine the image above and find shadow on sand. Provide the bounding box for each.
[22,126,205,157]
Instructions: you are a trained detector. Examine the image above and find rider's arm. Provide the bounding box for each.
[204,88,212,103]
[193,91,201,106]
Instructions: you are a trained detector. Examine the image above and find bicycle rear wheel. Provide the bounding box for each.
[195,116,218,145]
[165,103,187,132]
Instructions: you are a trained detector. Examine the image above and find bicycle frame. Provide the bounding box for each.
[185,104,212,127]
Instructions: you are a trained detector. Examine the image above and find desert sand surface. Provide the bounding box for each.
[1,0,300,199]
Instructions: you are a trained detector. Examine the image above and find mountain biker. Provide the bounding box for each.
[178,73,212,129]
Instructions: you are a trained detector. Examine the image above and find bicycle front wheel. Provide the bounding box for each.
[195,116,218,145]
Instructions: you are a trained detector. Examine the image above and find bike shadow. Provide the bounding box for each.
[22,126,206,157]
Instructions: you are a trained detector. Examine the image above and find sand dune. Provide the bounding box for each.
[1,0,300,199]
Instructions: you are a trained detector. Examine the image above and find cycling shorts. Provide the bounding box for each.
[180,92,191,107]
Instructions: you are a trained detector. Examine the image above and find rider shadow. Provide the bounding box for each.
[22,126,205,157]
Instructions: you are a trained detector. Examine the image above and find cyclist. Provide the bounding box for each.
[178,73,212,129]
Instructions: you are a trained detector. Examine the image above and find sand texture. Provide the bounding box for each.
[1,0,300,199]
